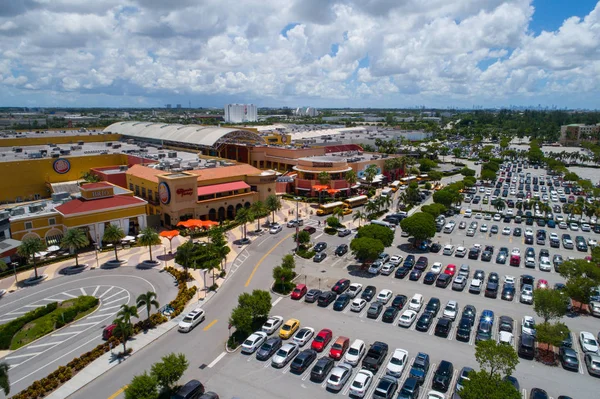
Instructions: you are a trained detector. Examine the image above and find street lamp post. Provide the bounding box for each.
[94,245,99,269]
[295,197,301,252]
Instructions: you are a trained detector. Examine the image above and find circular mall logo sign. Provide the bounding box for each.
[53,158,71,174]
[158,182,171,205]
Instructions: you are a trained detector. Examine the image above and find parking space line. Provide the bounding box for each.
[341,368,358,396]
[62,292,77,299]
[98,286,115,299]
[27,341,64,349]
[23,304,46,308]
[207,351,227,368]
[103,296,128,306]
[0,317,18,323]
[98,304,124,312]
[80,287,87,296]
[6,352,41,360]
[92,286,100,297]
[51,331,80,337]
[364,358,387,399]
[281,360,293,374]
[102,289,126,303]
[271,297,283,307]
[69,322,98,328]
[301,366,312,381]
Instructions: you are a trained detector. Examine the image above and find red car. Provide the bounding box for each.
[443,264,456,276]
[329,336,349,360]
[537,279,549,289]
[332,279,350,294]
[311,328,333,352]
[291,284,307,300]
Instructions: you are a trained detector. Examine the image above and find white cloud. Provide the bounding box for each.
[0,0,598,107]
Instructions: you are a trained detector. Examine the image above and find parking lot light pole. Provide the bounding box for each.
[295,197,301,252]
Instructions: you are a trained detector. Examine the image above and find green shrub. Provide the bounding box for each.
[0,302,58,349]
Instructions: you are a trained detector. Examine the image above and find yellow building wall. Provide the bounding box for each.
[63,205,147,228]
[0,153,128,203]
[10,213,64,240]
[0,133,121,147]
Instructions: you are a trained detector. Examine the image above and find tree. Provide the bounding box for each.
[327,216,342,228]
[481,169,496,181]
[536,322,570,352]
[418,158,437,173]
[350,237,384,263]
[563,172,579,182]
[124,372,158,399]
[281,254,296,270]
[0,362,9,395]
[400,212,436,245]
[533,289,568,323]
[352,210,367,227]
[459,370,520,399]
[558,259,600,308]
[174,241,194,273]
[60,228,90,267]
[295,230,311,247]
[113,318,134,354]
[103,224,126,262]
[356,224,394,247]
[137,291,160,321]
[117,303,139,325]
[235,207,252,240]
[317,171,331,186]
[427,170,443,182]
[237,290,272,320]
[421,203,446,218]
[474,340,519,380]
[81,171,102,183]
[364,164,378,186]
[150,353,189,391]
[460,167,476,177]
[209,227,231,270]
[17,236,46,279]
[138,227,161,262]
[250,200,267,231]
[491,198,506,212]
[229,305,253,335]
[433,188,461,208]
[265,194,282,224]
[345,170,358,192]
[332,206,345,221]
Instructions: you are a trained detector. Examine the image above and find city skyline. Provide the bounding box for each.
[0,0,599,109]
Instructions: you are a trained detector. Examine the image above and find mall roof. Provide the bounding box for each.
[55,195,147,216]
[197,181,250,197]
[127,163,266,183]
[103,121,265,148]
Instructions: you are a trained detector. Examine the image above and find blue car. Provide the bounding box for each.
[480,309,495,324]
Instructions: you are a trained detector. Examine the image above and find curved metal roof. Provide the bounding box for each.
[103,121,264,148]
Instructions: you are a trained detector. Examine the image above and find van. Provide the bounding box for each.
[408,294,423,312]
[172,380,205,399]
[371,220,395,230]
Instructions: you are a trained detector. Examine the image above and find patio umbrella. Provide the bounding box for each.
[159,230,180,252]
[47,245,60,252]
[177,219,204,229]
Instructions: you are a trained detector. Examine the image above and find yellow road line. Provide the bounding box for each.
[107,385,128,399]
[245,233,294,287]
[204,319,218,331]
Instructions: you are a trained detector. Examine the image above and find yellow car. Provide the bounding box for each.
[279,318,300,339]
[342,208,352,216]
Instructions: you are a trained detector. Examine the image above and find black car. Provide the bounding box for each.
[305,289,322,303]
[529,388,549,399]
[481,246,494,261]
[501,284,515,301]
[498,316,514,333]
[391,294,408,310]
[525,234,534,244]
[559,347,579,371]
[504,375,520,392]
[456,317,473,341]
[409,270,423,281]
[409,353,430,385]
[332,279,350,294]
[313,252,327,262]
[395,266,411,279]
[310,356,335,382]
[513,228,522,236]
[403,255,416,268]
[462,305,476,325]
[398,377,421,399]
[317,291,336,307]
[436,274,451,288]
[425,298,441,317]
[361,285,377,301]
[373,375,398,399]
[290,349,317,374]
[256,336,282,360]
[335,244,348,256]
[485,282,499,298]
[468,247,480,260]
[430,243,442,253]
[382,306,399,323]
[314,242,327,252]
[415,312,434,332]
[367,302,384,319]
[434,318,452,338]
[423,272,437,285]
[333,294,351,311]
[415,256,428,270]
[432,361,454,393]
[518,334,535,359]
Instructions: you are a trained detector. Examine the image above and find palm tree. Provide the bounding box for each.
[17,237,46,279]
[364,164,378,186]
[81,171,101,183]
[138,227,161,262]
[60,228,90,267]
[332,206,345,221]
[345,170,358,194]
[113,303,139,354]
[265,194,281,224]
[209,227,230,271]
[381,195,393,210]
[136,291,159,321]
[250,201,266,231]
[353,210,366,227]
[235,207,251,240]
[113,319,133,354]
[0,362,9,395]
[491,198,506,212]
[117,303,139,325]
[103,224,125,262]
[317,171,331,186]
[365,200,378,217]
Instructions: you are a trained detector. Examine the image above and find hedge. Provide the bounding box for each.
[0,302,58,349]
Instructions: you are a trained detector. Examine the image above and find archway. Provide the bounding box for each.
[21,232,41,240]
[208,208,217,221]
[218,207,225,222]
[235,204,243,216]
[227,205,235,220]
[244,201,251,209]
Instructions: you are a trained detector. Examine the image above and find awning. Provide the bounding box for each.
[197,181,250,197]
[0,239,21,256]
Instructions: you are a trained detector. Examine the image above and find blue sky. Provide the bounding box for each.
[0,0,599,109]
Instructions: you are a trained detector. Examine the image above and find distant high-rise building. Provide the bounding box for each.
[293,107,319,117]
[166,104,172,109]
[224,104,257,123]
[176,104,182,109]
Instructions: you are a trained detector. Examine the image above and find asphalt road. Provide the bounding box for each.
[0,268,178,396]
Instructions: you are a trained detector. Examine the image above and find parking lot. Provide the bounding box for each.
[205,162,599,399]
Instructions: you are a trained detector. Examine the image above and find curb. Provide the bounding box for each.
[269,280,291,298]
[225,340,240,353]
[22,274,49,286]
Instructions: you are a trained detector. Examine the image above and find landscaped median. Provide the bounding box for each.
[11,267,197,399]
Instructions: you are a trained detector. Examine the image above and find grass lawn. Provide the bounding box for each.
[10,296,99,350]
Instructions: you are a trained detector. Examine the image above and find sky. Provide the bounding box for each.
[0,0,599,109]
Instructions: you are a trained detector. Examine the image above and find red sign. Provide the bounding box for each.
[176,188,194,197]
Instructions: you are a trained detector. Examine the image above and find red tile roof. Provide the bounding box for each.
[80,182,114,190]
[55,195,147,216]
[197,181,250,196]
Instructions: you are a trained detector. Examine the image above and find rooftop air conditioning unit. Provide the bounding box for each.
[28,204,44,213]
[119,165,128,172]
[10,208,25,216]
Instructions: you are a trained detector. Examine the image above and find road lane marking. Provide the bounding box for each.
[69,322,98,328]
[92,286,100,297]
[107,385,128,399]
[207,351,227,368]
[245,232,294,287]
[51,331,80,337]
[87,313,116,319]
[102,289,126,302]
[103,296,128,306]
[27,341,64,349]
[23,304,45,308]
[5,353,40,360]
[272,297,283,307]
[62,292,77,298]
[203,319,218,331]
[98,304,126,312]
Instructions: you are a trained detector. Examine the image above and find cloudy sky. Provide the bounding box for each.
[0,0,599,109]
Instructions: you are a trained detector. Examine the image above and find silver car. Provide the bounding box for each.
[585,353,600,376]
[293,327,315,347]
[520,284,533,304]
[271,343,299,368]
[326,363,353,391]
[241,331,268,354]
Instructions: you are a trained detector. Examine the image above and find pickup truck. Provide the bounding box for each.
[361,341,389,372]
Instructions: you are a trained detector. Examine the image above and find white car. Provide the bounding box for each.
[241,331,268,354]
[522,316,536,336]
[327,363,353,391]
[262,315,284,334]
[524,228,533,237]
[464,209,473,218]
[539,257,551,272]
[347,283,363,298]
[493,214,502,221]
[466,228,475,237]
[484,213,492,220]
[398,310,418,327]
[408,294,423,311]
[475,213,483,219]
[520,285,533,304]
[344,339,366,366]
[381,263,395,276]
[351,298,367,312]
[559,221,568,229]
[455,247,467,257]
[178,307,205,332]
[511,248,521,256]
[443,245,455,255]
[386,348,409,378]
[502,227,511,235]
[589,238,598,247]
[269,223,282,234]
[431,262,443,274]
[442,300,459,321]
[292,327,315,347]
[271,342,299,368]
[480,224,488,232]
[525,257,536,268]
[389,255,404,266]
[349,369,374,397]
[504,275,515,285]
[580,331,599,354]
[376,289,393,304]
[426,390,446,399]
[569,222,579,231]
[368,261,383,275]
[287,219,304,227]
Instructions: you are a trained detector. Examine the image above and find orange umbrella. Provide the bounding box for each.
[327,188,340,195]
[160,230,180,252]
[177,219,203,229]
